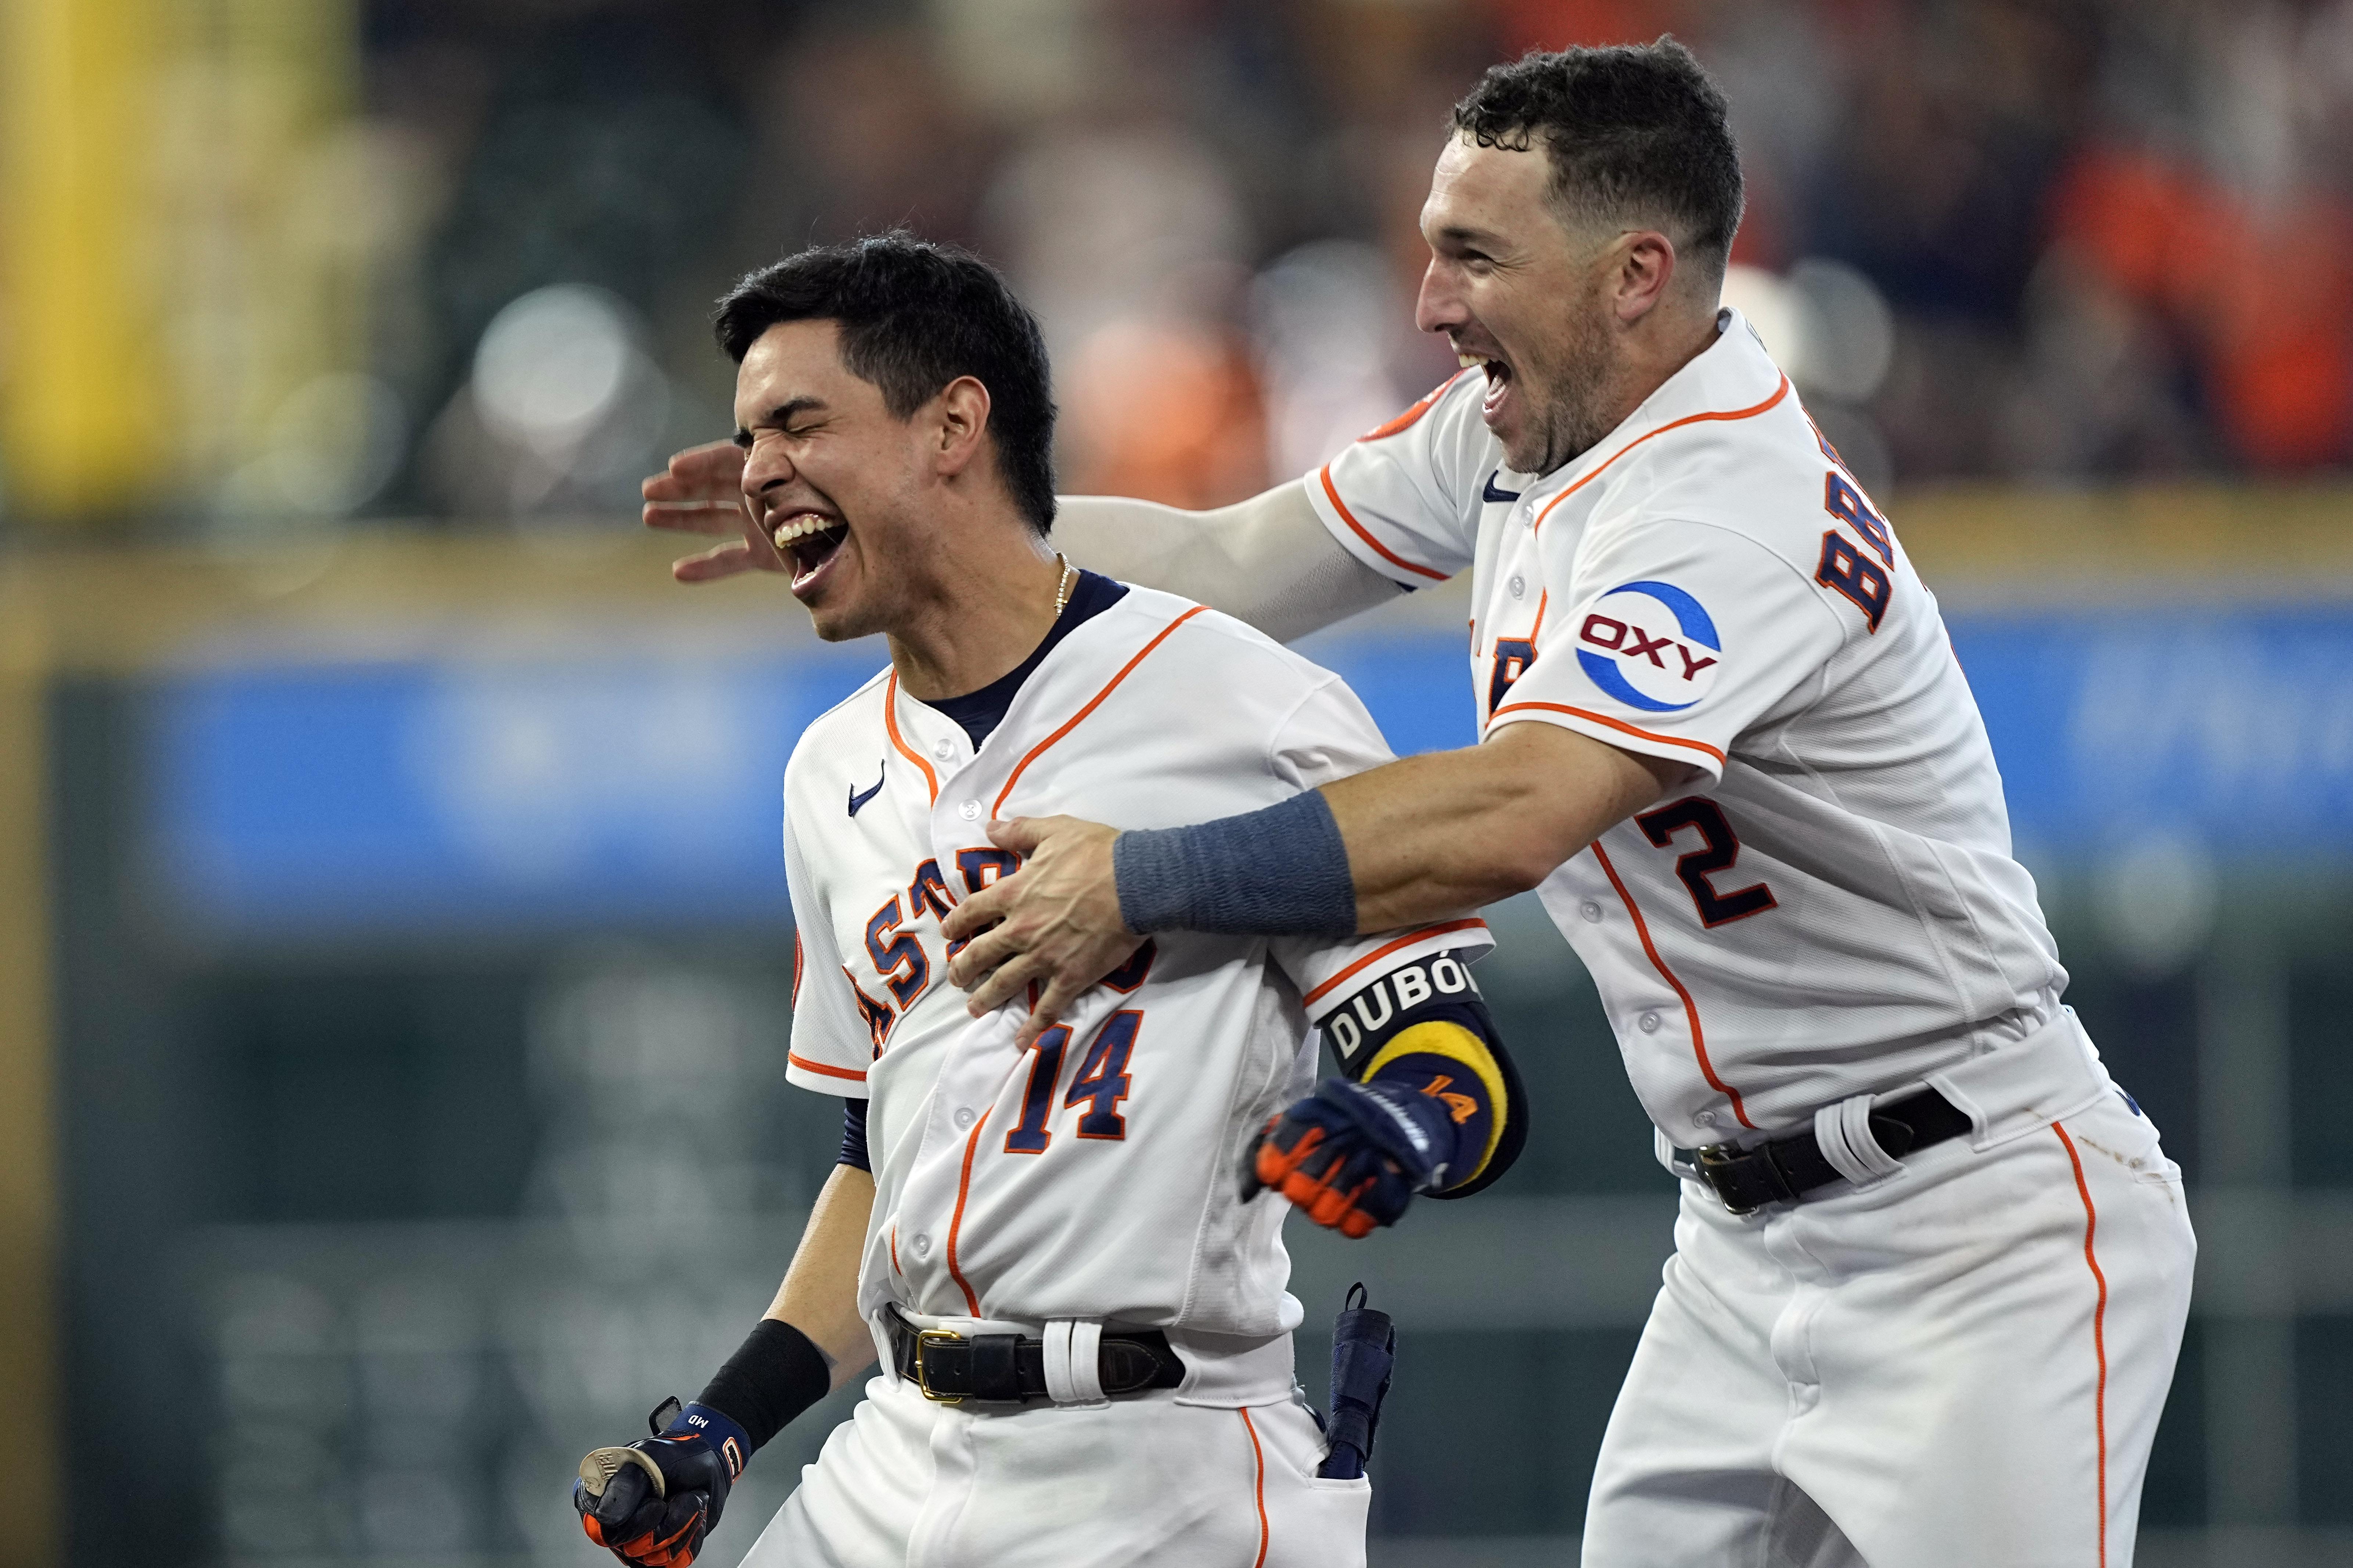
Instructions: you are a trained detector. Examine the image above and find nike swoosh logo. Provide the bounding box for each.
[848,762,886,817]
[1483,472,1523,504]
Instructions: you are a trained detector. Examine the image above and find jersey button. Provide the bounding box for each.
[1509,574,1525,598]
[933,738,955,760]
[1694,1110,1719,1129]
[959,799,982,821]
[953,1106,976,1129]
[1580,900,1602,922]
[1638,1011,1662,1033]
[911,1233,932,1258]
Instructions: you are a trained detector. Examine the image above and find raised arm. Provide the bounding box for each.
[1052,480,1402,641]
[643,440,1399,641]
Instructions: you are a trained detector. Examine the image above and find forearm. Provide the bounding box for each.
[1054,481,1400,641]
[1117,724,1682,939]
[1323,726,1677,930]
[762,1164,876,1388]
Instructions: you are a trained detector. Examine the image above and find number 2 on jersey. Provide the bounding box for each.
[1636,797,1778,928]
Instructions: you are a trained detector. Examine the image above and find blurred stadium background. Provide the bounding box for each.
[3,0,2351,1564]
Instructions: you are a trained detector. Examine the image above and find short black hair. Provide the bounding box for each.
[715,233,1057,532]
[1452,39,1743,272]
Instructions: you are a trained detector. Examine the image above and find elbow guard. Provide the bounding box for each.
[1315,949,1527,1197]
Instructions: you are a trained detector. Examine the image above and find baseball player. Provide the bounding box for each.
[575,235,1527,1568]
[639,44,2199,1568]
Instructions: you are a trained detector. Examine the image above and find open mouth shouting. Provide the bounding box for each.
[1459,346,1514,422]
[770,508,852,597]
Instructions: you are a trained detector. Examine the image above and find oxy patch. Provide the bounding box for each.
[1573,580,1721,713]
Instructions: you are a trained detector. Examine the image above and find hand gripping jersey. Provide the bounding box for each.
[781,586,1490,1388]
[1306,309,2066,1146]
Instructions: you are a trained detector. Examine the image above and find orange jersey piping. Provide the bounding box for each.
[883,671,940,805]
[1317,466,1451,583]
[1239,1408,1271,1568]
[1302,919,1487,1007]
[944,1106,993,1314]
[1486,701,1729,767]
[992,606,1208,816]
[1358,372,1460,442]
[2055,1122,2111,1568]
[1532,374,1791,536]
[787,1051,866,1083]
[1588,842,1753,1128]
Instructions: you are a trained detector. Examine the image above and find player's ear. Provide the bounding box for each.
[931,375,992,479]
[1610,230,1677,325]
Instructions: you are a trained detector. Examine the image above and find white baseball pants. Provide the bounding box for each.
[740,1371,1369,1568]
[1584,1087,2195,1568]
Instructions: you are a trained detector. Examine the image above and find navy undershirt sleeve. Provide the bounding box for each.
[838,1098,870,1171]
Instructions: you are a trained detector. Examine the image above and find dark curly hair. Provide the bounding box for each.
[715,233,1058,533]
[1452,39,1743,274]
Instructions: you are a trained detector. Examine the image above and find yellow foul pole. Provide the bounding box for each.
[0,0,167,524]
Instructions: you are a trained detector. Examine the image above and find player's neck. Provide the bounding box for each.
[1615,302,1722,424]
[1556,299,1723,472]
[885,524,1066,702]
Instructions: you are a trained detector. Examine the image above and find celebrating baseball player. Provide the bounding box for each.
[640,37,2195,1568]
[575,235,1526,1568]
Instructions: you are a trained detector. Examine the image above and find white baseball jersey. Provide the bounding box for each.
[1306,308,2065,1146]
[1305,308,2191,1568]
[780,585,1490,1357]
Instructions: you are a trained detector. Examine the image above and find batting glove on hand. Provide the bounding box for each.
[573,1400,748,1568]
[1243,1078,1458,1238]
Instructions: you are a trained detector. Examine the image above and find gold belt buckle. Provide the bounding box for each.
[913,1327,965,1404]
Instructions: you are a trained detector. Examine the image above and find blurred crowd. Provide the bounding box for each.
[7,0,2352,536]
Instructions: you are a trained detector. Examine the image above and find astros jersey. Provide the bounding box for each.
[780,585,1490,1366]
[1306,309,2064,1146]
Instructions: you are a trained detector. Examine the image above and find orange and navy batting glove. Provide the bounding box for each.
[1248,947,1527,1236]
[1244,1076,1461,1238]
[573,1399,747,1568]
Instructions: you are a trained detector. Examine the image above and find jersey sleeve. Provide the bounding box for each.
[1260,665,1497,998]
[1488,515,1849,783]
[1272,919,1497,1029]
[1266,670,1397,791]
[1304,373,1491,587]
[782,800,877,1097]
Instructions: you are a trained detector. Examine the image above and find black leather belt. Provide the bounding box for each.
[884,1308,1185,1404]
[1686,1088,1973,1215]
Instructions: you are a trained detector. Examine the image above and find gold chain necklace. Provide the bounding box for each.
[1053,552,1075,615]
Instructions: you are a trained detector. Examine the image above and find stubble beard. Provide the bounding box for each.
[1516,301,1621,477]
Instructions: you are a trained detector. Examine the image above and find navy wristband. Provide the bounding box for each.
[1114,790,1357,938]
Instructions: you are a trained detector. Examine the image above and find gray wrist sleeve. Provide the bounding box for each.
[1113,790,1358,938]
